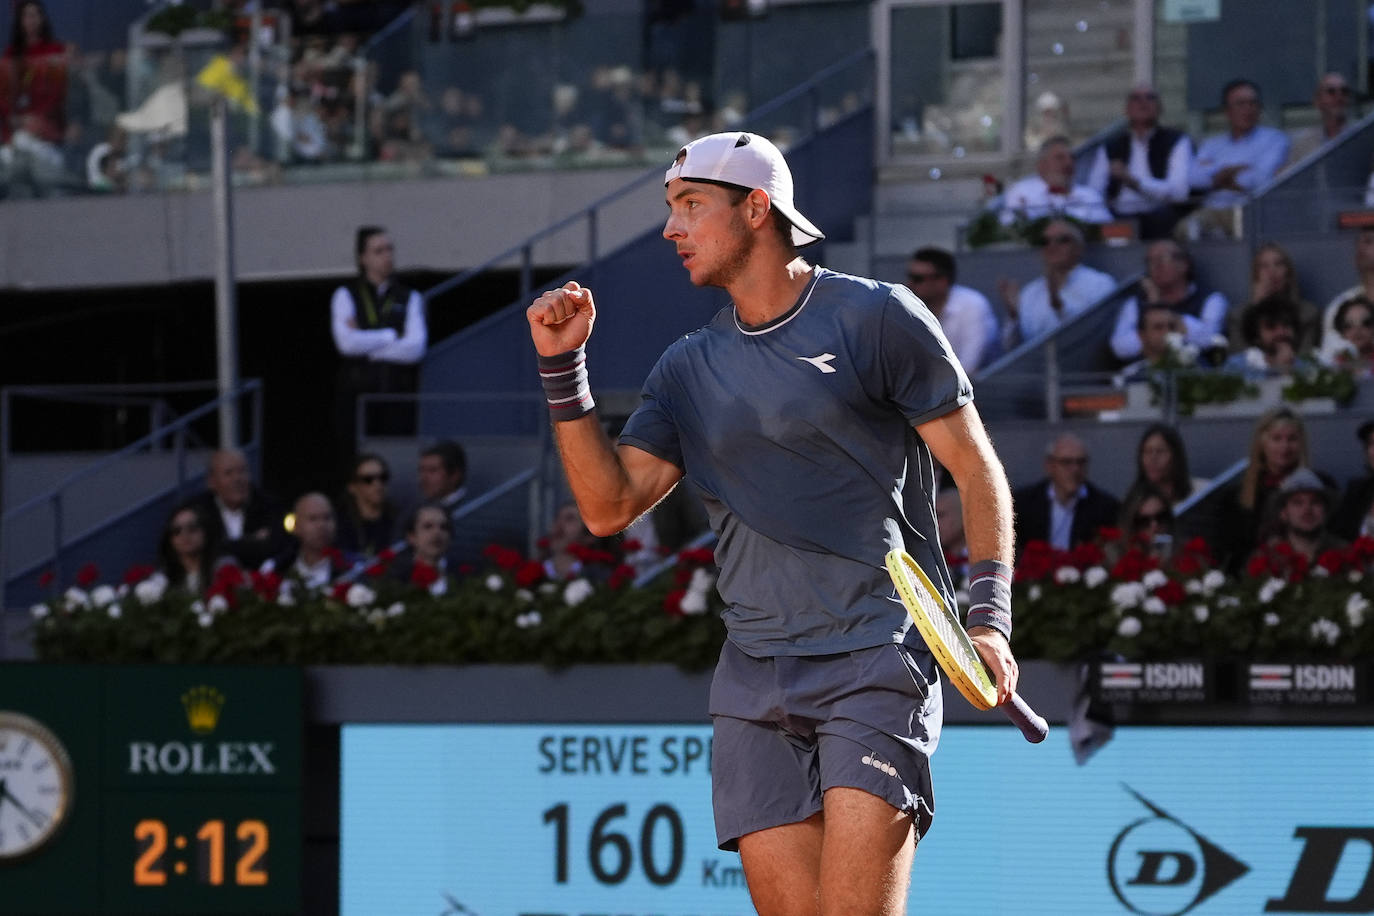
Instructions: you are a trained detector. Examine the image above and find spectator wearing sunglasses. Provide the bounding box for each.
[999,135,1113,226]
[1115,484,1176,563]
[904,247,1000,372]
[1320,226,1374,348]
[157,502,218,595]
[336,452,398,559]
[1085,84,1194,239]
[1109,239,1229,363]
[1325,295,1374,373]
[1012,433,1121,559]
[997,219,1118,350]
[1284,73,1355,171]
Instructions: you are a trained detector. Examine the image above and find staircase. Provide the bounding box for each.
[827,0,1139,278]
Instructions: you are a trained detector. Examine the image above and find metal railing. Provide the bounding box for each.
[421,48,875,314]
[0,380,263,611]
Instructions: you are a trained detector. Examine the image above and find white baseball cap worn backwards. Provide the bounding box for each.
[664,131,825,248]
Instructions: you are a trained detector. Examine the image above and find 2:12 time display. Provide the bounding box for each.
[133,818,270,886]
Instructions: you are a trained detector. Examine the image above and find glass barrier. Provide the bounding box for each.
[0,0,872,201]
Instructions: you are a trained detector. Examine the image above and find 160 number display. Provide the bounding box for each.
[542,803,685,886]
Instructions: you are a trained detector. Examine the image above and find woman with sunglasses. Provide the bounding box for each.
[1326,296,1374,374]
[157,503,217,594]
[1114,485,1176,563]
[336,452,398,559]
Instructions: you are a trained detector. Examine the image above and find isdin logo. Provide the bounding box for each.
[181,685,225,734]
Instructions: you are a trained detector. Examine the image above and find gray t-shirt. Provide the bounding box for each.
[620,267,973,656]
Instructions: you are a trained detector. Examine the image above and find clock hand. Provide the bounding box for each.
[0,778,46,829]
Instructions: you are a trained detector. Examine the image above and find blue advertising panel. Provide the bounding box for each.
[341,725,1374,915]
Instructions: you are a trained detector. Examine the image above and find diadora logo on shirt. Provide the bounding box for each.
[796,353,837,373]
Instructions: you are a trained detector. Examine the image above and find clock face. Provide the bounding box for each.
[0,711,73,860]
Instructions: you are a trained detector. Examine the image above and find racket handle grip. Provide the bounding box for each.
[1003,692,1049,743]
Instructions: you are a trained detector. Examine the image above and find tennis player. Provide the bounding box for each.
[526,131,1019,914]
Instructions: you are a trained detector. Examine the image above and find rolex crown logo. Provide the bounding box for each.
[181,686,225,735]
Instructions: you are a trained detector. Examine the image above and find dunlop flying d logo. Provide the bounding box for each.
[1108,786,1249,915]
[181,685,225,734]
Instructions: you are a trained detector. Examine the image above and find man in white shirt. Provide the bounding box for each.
[261,492,340,590]
[1000,136,1113,225]
[192,448,284,568]
[904,247,1000,373]
[332,226,428,454]
[1109,239,1230,362]
[997,219,1118,348]
[1285,73,1353,170]
[1085,84,1193,239]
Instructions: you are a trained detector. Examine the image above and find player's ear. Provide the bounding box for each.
[747,188,770,225]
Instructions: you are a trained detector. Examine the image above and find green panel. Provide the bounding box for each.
[0,664,103,914]
[101,790,302,915]
[101,666,302,791]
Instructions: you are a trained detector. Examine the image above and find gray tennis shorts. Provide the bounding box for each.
[708,639,943,851]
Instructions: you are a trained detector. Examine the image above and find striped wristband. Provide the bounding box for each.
[966,559,1013,642]
[538,346,595,422]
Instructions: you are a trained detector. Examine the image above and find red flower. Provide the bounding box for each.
[608,564,636,590]
[364,562,388,579]
[1352,536,1374,559]
[677,547,715,567]
[38,570,56,588]
[489,546,522,571]
[331,582,352,601]
[213,563,245,588]
[514,560,545,588]
[1069,541,1105,569]
[1173,552,1202,576]
[122,564,157,585]
[377,547,397,562]
[1247,553,1273,578]
[1154,579,1187,606]
[1318,549,1347,575]
[410,561,440,588]
[1097,527,1122,543]
[75,563,100,587]
[663,589,686,616]
[674,567,693,586]
[621,539,642,552]
[250,570,282,599]
[458,563,475,576]
[1182,536,1212,560]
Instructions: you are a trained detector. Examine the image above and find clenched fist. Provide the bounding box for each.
[528,281,596,357]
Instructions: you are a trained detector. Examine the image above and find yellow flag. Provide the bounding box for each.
[196,54,258,114]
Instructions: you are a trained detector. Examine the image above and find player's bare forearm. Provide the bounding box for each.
[917,403,1013,567]
[550,415,680,537]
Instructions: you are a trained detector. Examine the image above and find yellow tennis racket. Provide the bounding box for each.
[885,548,1047,743]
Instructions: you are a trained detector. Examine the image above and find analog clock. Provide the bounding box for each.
[0,711,74,860]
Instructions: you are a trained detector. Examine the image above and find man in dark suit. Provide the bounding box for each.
[1013,433,1121,557]
[191,448,285,569]
[1332,420,1374,541]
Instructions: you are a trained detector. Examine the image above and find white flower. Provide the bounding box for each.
[91,585,117,607]
[1217,595,1241,609]
[1346,593,1370,629]
[680,589,708,614]
[1185,578,1204,594]
[134,573,168,605]
[689,568,717,593]
[1263,611,1280,627]
[1192,605,1209,623]
[189,600,205,616]
[62,587,90,611]
[1054,566,1081,584]
[1142,596,1167,615]
[367,609,386,626]
[106,603,123,620]
[1244,347,1268,370]
[563,578,595,607]
[1309,618,1340,646]
[1165,331,1187,353]
[516,611,542,629]
[1110,581,1146,611]
[197,611,214,628]
[1084,566,1109,588]
[514,588,534,604]
[386,601,406,618]
[1312,565,1331,579]
[485,574,504,592]
[346,584,376,608]
[538,583,558,596]
[1177,342,1200,365]
[1141,569,1169,590]
[1202,570,1226,594]
[1258,577,1286,604]
[207,594,229,614]
[29,603,50,620]
[1349,570,1365,583]
[1117,616,1142,637]
[1028,584,1042,602]
[277,582,296,606]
